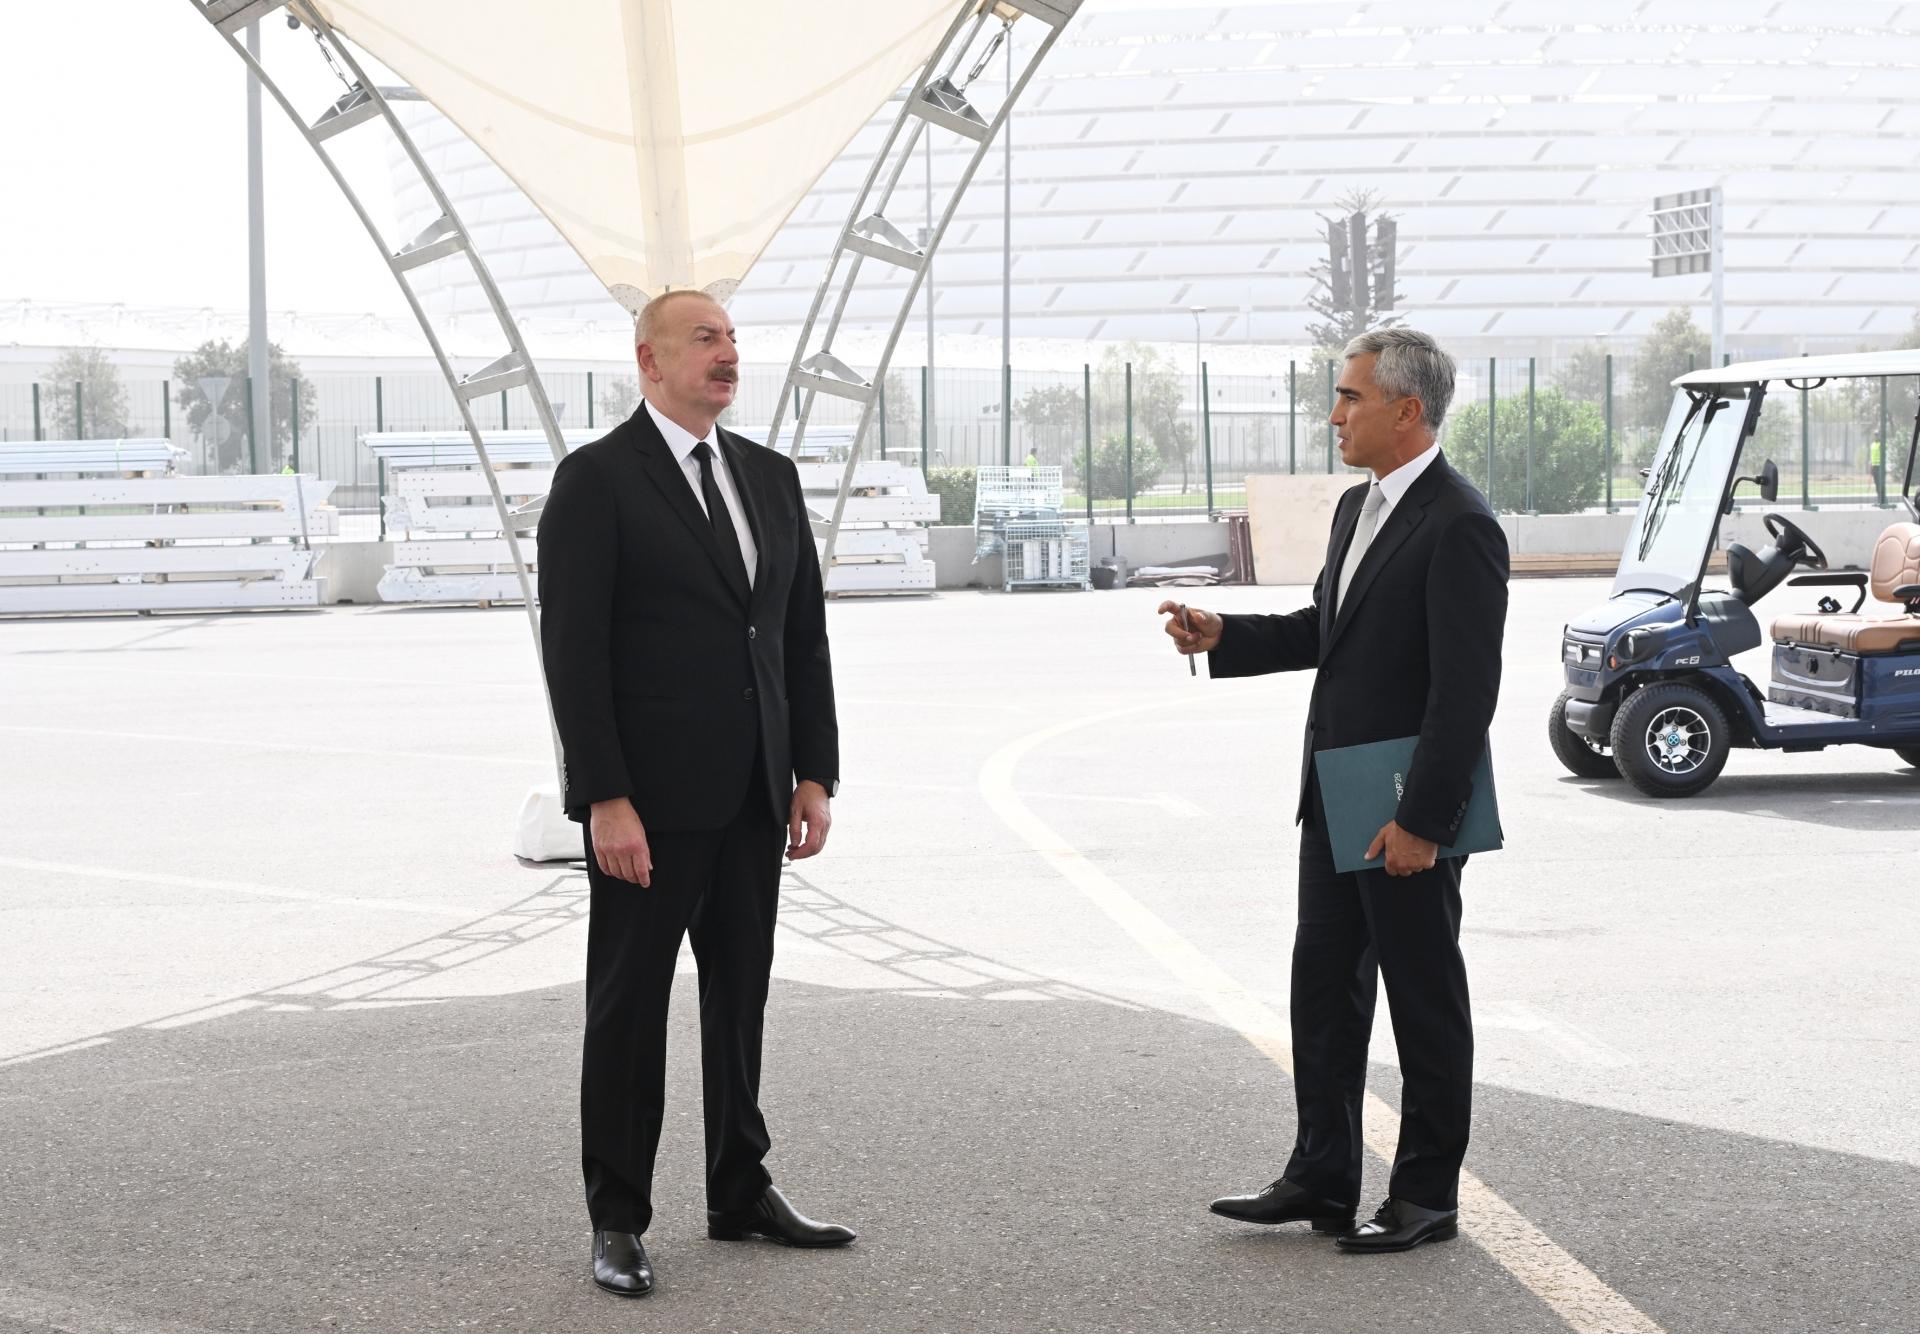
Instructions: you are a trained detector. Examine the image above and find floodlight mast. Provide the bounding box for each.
[188,0,568,781]
[1651,186,1725,365]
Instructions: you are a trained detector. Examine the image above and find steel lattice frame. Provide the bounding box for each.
[768,0,1084,574]
[190,0,568,775]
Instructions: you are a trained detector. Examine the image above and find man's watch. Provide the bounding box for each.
[804,777,839,798]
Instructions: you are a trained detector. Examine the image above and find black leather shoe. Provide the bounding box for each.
[591,1229,653,1296]
[1335,1197,1459,1253]
[1209,1178,1356,1233]
[708,1184,856,1247]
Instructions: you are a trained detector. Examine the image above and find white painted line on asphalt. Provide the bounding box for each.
[143,999,269,1031]
[980,698,1665,1334]
[0,1281,221,1334]
[0,1036,111,1069]
[1480,1005,1635,1069]
[859,776,1208,816]
[0,723,545,767]
[0,856,476,919]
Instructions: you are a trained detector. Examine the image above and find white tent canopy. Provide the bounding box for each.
[312,0,957,310]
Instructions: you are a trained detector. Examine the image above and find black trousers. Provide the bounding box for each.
[1282,783,1473,1211]
[580,786,784,1234]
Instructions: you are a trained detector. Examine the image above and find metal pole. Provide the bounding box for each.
[31,383,40,441]
[1879,375,1889,506]
[1190,304,1206,497]
[1604,353,1614,512]
[378,457,389,539]
[246,20,272,469]
[1526,356,1536,513]
[375,375,384,433]
[919,365,930,474]
[925,131,936,450]
[1709,186,1725,367]
[500,389,509,431]
[291,378,300,472]
[244,377,258,471]
[1202,361,1214,515]
[1124,360,1134,523]
[1486,357,1496,508]
[1287,360,1296,474]
[587,371,594,429]
[1324,360,1334,471]
[1801,380,1812,509]
[75,381,84,441]
[878,379,888,459]
[162,380,170,442]
[1000,20,1012,471]
[1001,364,1011,466]
[1083,362,1093,523]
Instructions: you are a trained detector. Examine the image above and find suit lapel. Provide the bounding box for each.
[629,412,750,609]
[1320,483,1366,648]
[718,428,771,604]
[1324,453,1450,652]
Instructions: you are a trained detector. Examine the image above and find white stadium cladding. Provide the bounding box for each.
[391,0,1920,357]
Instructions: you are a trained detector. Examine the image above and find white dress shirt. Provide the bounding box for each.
[645,399,758,588]
[1372,438,1442,524]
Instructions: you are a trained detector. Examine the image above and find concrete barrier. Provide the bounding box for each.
[309,505,1914,602]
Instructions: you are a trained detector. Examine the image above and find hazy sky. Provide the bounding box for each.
[1,2,409,316]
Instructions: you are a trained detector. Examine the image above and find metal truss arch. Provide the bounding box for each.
[768,0,1086,580]
[189,0,567,777]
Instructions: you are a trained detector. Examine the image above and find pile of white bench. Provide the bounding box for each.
[366,427,936,603]
[0,439,337,615]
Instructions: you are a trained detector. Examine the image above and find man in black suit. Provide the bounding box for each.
[538,289,853,1298]
[1162,328,1508,1253]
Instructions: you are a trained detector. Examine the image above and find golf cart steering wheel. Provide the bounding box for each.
[1764,513,1828,570]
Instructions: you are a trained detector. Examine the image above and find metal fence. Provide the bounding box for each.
[0,355,1908,519]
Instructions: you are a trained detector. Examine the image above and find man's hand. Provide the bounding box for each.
[590,797,653,886]
[788,780,832,861]
[1365,820,1439,878]
[1158,600,1223,656]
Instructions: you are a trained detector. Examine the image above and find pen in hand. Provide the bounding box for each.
[1179,604,1197,676]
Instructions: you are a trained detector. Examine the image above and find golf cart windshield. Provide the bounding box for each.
[1611,384,1756,600]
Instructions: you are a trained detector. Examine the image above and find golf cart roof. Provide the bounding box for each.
[1674,349,1920,387]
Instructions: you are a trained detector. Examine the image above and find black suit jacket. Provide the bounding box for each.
[536,408,837,831]
[1209,452,1508,846]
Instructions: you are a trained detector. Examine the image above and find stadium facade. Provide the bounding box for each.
[391,0,1920,360]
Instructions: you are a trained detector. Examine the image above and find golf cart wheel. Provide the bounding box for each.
[1548,691,1617,779]
[1895,745,1920,771]
[1609,682,1731,799]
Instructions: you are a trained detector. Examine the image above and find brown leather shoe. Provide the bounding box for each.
[591,1229,653,1296]
[708,1184,856,1247]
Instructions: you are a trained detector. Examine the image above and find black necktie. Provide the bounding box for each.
[692,441,750,591]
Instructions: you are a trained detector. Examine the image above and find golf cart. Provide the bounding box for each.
[1549,350,1920,797]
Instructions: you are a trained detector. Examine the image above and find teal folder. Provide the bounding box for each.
[1313,737,1501,874]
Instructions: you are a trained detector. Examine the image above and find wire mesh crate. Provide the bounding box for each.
[1002,519,1090,591]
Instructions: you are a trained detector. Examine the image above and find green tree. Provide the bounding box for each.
[1304,187,1403,353]
[1016,382,1084,471]
[40,347,129,439]
[1846,313,1920,468]
[1445,387,1608,514]
[170,340,316,472]
[877,369,918,454]
[1629,309,1710,436]
[1554,344,1612,405]
[1096,343,1191,490]
[1089,432,1164,500]
[597,375,641,425]
[924,466,977,524]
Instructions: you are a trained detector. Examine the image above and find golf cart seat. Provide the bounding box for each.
[1771,522,1920,652]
